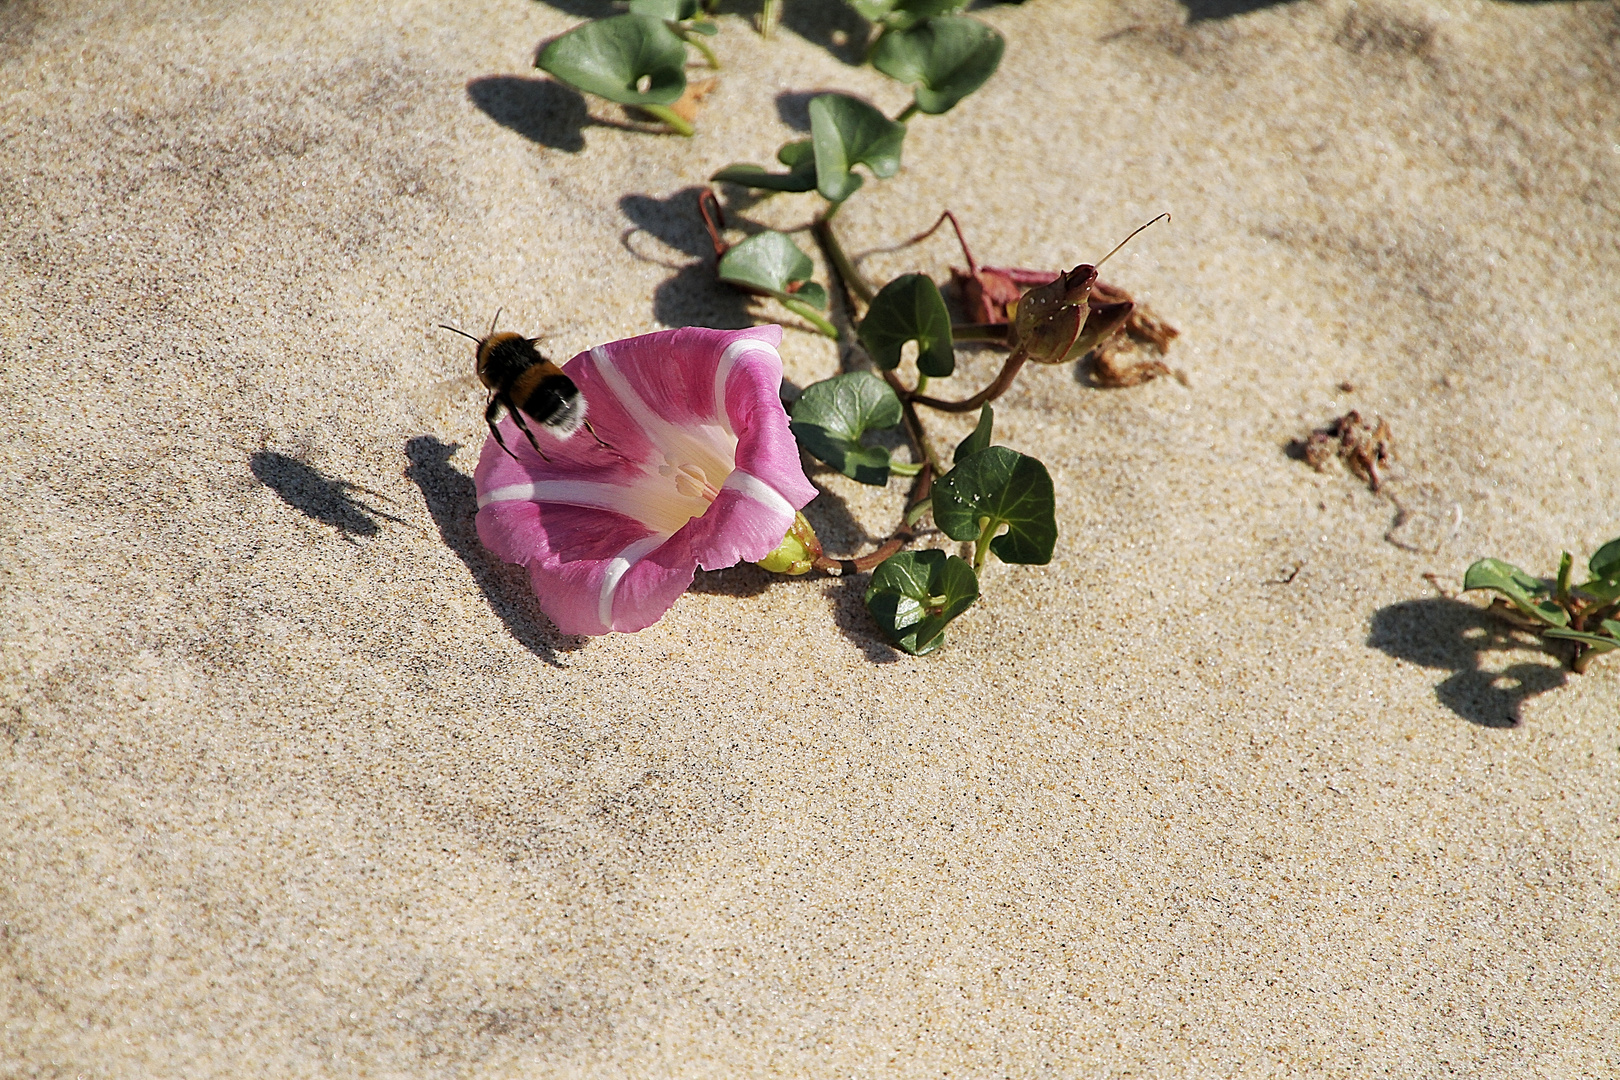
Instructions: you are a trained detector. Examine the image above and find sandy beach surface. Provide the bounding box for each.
[3,0,1618,1074]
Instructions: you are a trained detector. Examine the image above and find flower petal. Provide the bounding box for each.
[477,499,666,634]
[721,342,820,511]
[472,324,818,635]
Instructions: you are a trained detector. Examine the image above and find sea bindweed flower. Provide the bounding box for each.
[474,325,818,635]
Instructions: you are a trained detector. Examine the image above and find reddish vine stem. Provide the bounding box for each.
[909,347,1030,413]
[812,464,933,576]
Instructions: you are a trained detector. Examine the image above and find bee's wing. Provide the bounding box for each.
[407,374,485,426]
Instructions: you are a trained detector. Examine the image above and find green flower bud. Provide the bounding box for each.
[756,510,823,575]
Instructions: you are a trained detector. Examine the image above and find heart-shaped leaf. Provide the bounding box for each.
[536,14,688,107]
[1462,558,1569,626]
[711,140,819,192]
[849,0,969,30]
[954,404,992,463]
[809,93,905,203]
[790,371,904,485]
[716,230,827,308]
[933,446,1057,565]
[864,548,979,655]
[871,16,1005,114]
[858,273,955,377]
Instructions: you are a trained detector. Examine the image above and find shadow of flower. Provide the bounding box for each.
[1367,597,1568,728]
[403,436,587,667]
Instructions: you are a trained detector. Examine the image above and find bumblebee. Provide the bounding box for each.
[440,320,588,460]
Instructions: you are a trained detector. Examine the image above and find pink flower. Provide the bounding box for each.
[474,325,818,635]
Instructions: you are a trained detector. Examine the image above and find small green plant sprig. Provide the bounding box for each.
[1464,538,1620,673]
[706,93,1153,653]
[533,1,1005,136]
[527,2,1165,655]
[535,2,722,136]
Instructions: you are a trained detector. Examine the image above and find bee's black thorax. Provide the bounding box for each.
[475,331,584,437]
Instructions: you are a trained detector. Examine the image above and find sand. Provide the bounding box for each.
[3,0,1618,1074]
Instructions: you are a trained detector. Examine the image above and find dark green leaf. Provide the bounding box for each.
[864,548,979,655]
[1576,535,1620,602]
[849,0,969,30]
[1462,558,1569,626]
[628,0,700,19]
[789,372,903,485]
[809,93,906,203]
[536,14,688,107]
[1544,625,1620,653]
[871,16,1005,114]
[954,405,992,463]
[711,140,818,192]
[858,274,954,376]
[1586,536,1620,582]
[933,446,1057,565]
[716,230,827,308]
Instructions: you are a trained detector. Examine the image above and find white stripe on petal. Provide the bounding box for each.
[592,345,735,485]
[598,533,669,632]
[477,479,708,535]
[479,479,645,511]
[721,469,794,520]
[713,339,781,437]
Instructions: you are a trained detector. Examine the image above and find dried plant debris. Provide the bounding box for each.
[1303,410,1393,492]
[667,77,717,125]
[1085,280,1183,387]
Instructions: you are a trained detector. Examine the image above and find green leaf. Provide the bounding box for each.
[789,372,903,485]
[711,140,818,192]
[809,93,906,203]
[628,0,700,19]
[864,549,979,655]
[536,14,688,107]
[849,0,969,30]
[1544,625,1620,653]
[954,404,992,464]
[933,446,1057,565]
[871,16,1005,114]
[716,230,827,309]
[1590,537,1620,578]
[1462,558,1569,627]
[858,274,955,377]
[1579,537,1620,602]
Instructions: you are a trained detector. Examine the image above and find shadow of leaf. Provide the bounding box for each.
[467,75,589,153]
[823,572,900,663]
[403,436,586,666]
[652,261,758,330]
[1367,597,1568,728]
[779,1,871,65]
[251,451,407,540]
[621,187,719,260]
[1179,0,1300,21]
[774,90,818,132]
[528,0,617,17]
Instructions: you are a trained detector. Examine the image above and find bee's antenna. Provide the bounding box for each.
[487,307,503,337]
[438,324,482,343]
[1095,212,1171,270]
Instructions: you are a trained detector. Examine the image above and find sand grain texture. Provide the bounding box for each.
[2,0,1618,1075]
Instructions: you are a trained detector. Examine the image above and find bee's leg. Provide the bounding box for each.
[582,418,613,450]
[506,399,551,461]
[486,398,518,461]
